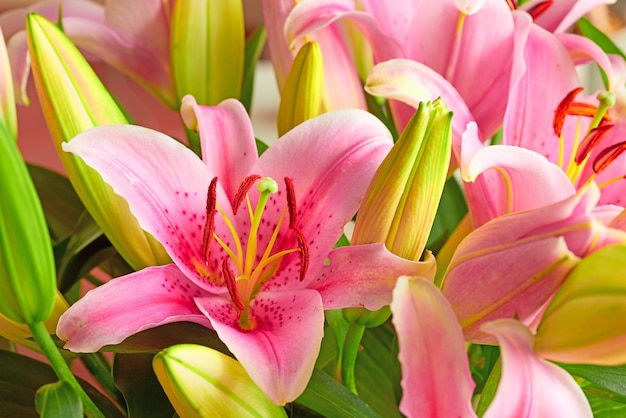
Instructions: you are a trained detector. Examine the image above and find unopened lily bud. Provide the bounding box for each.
[153,344,287,418]
[352,98,452,260]
[26,13,170,270]
[0,26,16,140]
[277,41,324,136]
[171,0,244,106]
[535,244,626,365]
[0,124,55,324]
[345,98,451,327]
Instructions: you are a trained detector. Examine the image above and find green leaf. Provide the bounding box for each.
[475,358,502,417]
[256,137,269,156]
[27,165,84,244]
[587,393,626,418]
[576,17,626,89]
[35,380,83,418]
[114,353,174,418]
[240,25,267,113]
[560,363,626,398]
[295,369,381,418]
[0,349,124,418]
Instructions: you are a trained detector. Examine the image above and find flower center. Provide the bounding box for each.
[199,175,309,329]
[553,87,625,189]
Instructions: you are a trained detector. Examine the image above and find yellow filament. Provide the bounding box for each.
[215,204,244,271]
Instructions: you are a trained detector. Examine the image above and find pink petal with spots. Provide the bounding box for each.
[253,110,393,280]
[195,289,324,405]
[56,264,212,352]
[313,243,436,310]
[63,125,233,293]
[482,319,592,417]
[391,277,476,418]
[181,96,258,202]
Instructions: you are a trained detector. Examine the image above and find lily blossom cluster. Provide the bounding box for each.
[1,0,626,417]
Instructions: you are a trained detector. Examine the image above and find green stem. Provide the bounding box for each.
[28,321,104,418]
[341,323,366,394]
[80,353,125,408]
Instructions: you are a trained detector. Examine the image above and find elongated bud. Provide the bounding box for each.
[352,98,453,260]
[171,0,244,106]
[153,344,287,417]
[535,244,626,365]
[26,13,170,270]
[345,99,451,327]
[0,122,55,324]
[277,41,324,136]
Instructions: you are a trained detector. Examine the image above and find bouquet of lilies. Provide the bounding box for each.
[3,0,626,417]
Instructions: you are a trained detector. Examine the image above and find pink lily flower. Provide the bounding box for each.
[56,97,432,404]
[504,16,626,207]
[391,276,592,418]
[515,0,615,33]
[285,0,519,136]
[441,181,626,343]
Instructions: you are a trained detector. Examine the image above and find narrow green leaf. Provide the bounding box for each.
[35,380,83,418]
[476,359,502,417]
[577,18,626,61]
[587,394,626,418]
[240,26,267,113]
[295,369,381,418]
[256,137,269,156]
[27,165,84,244]
[560,363,626,398]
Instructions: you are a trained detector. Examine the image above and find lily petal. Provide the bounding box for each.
[253,109,393,280]
[62,124,231,293]
[365,58,476,159]
[503,20,579,162]
[195,289,324,405]
[462,142,576,227]
[56,265,212,352]
[391,276,476,418]
[313,243,437,310]
[526,0,613,33]
[181,96,258,202]
[481,319,592,418]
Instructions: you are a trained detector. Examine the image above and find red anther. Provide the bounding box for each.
[293,227,310,282]
[593,141,626,174]
[553,87,584,136]
[202,177,218,261]
[284,177,298,229]
[222,259,245,310]
[527,0,553,20]
[232,174,261,215]
[504,0,517,11]
[575,124,614,164]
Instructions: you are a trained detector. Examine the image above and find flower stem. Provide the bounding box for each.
[28,321,104,418]
[341,323,366,394]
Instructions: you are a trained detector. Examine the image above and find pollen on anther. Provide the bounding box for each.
[284,177,298,228]
[202,178,218,261]
[232,174,261,214]
[222,259,245,310]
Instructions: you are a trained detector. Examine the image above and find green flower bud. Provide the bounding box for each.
[171,0,244,106]
[153,344,287,418]
[352,98,452,260]
[0,123,55,323]
[277,41,324,136]
[26,13,169,270]
[535,244,626,365]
